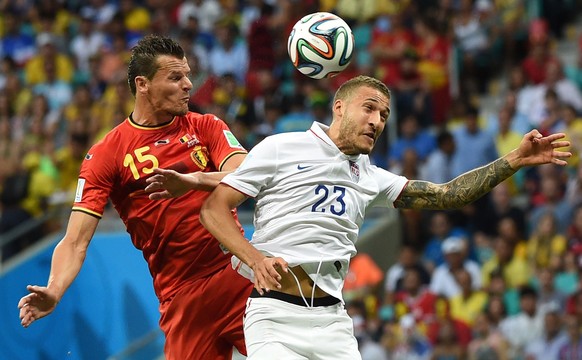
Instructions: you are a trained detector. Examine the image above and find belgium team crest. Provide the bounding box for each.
[191,146,209,169]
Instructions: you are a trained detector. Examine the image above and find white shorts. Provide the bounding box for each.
[244,294,362,360]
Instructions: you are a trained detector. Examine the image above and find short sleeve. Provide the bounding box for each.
[72,142,117,218]
[198,114,246,170]
[221,136,278,198]
[368,165,408,208]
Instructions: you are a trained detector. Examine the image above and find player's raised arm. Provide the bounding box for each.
[394,130,571,210]
[18,211,99,327]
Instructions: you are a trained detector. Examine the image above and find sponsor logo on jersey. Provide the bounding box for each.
[223,130,244,148]
[179,133,200,147]
[155,139,170,146]
[190,145,209,169]
[85,153,93,160]
[349,161,360,182]
[297,164,311,170]
[75,178,86,202]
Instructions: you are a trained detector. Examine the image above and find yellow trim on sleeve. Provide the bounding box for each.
[72,207,103,219]
[219,151,247,171]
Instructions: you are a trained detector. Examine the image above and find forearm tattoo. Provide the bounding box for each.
[394,158,516,209]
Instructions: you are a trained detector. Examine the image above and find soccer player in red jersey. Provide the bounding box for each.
[17,35,252,360]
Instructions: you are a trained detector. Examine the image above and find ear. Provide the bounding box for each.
[135,76,148,95]
[332,98,344,120]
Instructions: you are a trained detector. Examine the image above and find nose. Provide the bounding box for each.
[183,76,193,92]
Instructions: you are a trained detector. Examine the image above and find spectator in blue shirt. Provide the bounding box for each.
[452,106,498,177]
[388,114,436,169]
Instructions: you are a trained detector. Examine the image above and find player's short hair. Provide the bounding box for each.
[333,75,391,104]
[127,35,185,97]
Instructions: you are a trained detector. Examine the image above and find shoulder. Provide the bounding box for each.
[256,131,310,148]
[90,121,128,152]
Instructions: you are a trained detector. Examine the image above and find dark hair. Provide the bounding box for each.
[436,130,453,147]
[519,285,538,299]
[127,35,185,96]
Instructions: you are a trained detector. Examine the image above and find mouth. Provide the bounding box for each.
[363,132,375,142]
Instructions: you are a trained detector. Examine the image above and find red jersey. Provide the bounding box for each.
[73,112,247,302]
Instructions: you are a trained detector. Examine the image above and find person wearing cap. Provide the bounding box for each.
[429,236,482,299]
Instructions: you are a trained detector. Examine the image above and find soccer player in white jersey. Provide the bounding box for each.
[149,75,571,359]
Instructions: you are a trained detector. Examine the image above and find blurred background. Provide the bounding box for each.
[1,0,582,359]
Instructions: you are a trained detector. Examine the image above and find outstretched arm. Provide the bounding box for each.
[395,130,571,210]
[146,153,246,200]
[18,211,98,327]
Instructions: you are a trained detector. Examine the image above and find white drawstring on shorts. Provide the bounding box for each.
[288,257,324,308]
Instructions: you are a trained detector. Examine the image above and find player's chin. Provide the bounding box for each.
[358,145,373,155]
[173,105,189,116]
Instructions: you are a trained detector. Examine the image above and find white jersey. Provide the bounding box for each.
[222,122,408,300]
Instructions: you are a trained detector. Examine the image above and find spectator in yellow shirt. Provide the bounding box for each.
[527,212,567,271]
[24,32,74,86]
[482,237,531,289]
[450,268,489,327]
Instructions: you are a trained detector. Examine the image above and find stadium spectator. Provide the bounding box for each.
[80,0,118,30]
[533,267,567,310]
[0,15,36,67]
[413,14,451,125]
[177,0,222,33]
[384,244,431,296]
[69,14,106,75]
[208,18,249,84]
[388,114,436,170]
[559,314,582,358]
[526,212,567,271]
[482,237,531,289]
[24,32,74,86]
[467,312,509,359]
[449,268,488,327]
[521,42,561,85]
[451,106,499,178]
[419,130,455,185]
[430,236,482,299]
[423,211,469,271]
[528,175,573,235]
[523,308,568,360]
[499,286,550,359]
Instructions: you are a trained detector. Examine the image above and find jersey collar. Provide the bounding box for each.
[309,121,362,161]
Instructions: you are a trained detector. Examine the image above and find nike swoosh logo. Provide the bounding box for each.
[297,164,311,170]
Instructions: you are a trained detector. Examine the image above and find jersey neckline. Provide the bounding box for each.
[128,112,176,130]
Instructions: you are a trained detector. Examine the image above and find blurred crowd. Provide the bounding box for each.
[1,0,582,358]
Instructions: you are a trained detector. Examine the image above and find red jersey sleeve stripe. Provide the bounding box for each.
[218,150,247,171]
[393,180,410,208]
[72,207,103,219]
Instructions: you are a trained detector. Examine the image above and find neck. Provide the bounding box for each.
[132,101,174,126]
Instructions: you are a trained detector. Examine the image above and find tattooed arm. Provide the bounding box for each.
[394,130,571,210]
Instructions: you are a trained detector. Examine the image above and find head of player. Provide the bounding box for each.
[328,75,391,155]
[128,35,193,125]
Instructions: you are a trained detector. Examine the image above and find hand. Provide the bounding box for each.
[251,257,288,295]
[18,285,59,327]
[145,168,194,200]
[513,130,571,168]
